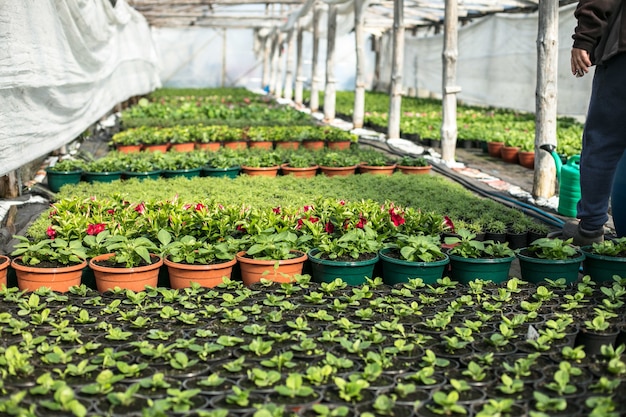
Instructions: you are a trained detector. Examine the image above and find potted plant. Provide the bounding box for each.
[241,151,283,177]
[299,126,326,150]
[271,126,301,150]
[396,156,432,175]
[121,153,162,181]
[444,229,516,284]
[158,231,238,289]
[202,149,242,178]
[168,126,196,152]
[10,236,88,292]
[110,129,142,153]
[516,237,585,284]
[196,125,225,151]
[308,225,383,286]
[235,229,309,286]
[159,151,205,179]
[141,127,171,153]
[281,152,319,178]
[358,151,397,176]
[45,159,85,193]
[245,126,274,150]
[221,126,247,150]
[580,237,626,283]
[379,233,449,285]
[324,128,357,150]
[317,151,361,176]
[88,234,163,293]
[83,156,126,183]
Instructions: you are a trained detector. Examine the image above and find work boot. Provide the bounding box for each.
[560,219,580,239]
[572,224,604,247]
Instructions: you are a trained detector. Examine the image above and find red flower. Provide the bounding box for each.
[308,216,319,223]
[134,202,146,214]
[389,208,405,227]
[46,226,56,239]
[443,216,455,232]
[107,209,115,215]
[325,222,335,234]
[236,224,247,234]
[195,203,205,211]
[273,206,281,214]
[296,219,304,230]
[303,205,313,212]
[48,210,58,218]
[86,223,106,236]
[183,204,192,210]
[338,200,346,206]
[356,216,367,229]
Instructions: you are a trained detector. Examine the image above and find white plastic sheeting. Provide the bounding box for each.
[380,3,593,117]
[0,0,161,176]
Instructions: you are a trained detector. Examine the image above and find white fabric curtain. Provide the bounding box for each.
[0,0,161,176]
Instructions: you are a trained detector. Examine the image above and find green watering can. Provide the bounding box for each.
[540,144,581,217]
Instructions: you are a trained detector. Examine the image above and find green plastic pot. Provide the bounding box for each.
[202,166,241,178]
[162,168,202,179]
[448,253,515,284]
[307,248,379,286]
[580,246,626,283]
[46,168,82,192]
[516,249,585,284]
[122,170,162,181]
[83,171,123,183]
[379,248,449,285]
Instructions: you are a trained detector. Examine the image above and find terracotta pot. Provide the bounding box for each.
[280,163,319,178]
[0,255,9,288]
[359,164,397,176]
[396,165,432,175]
[518,150,535,169]
[170,143,195,152]
[116,144,142,154]
[144,144,169,153]
[302,140,325,151]
[487,141,504,158]
[223,141,247,150]
[236,250,307,286]
[500,146,520,163]
[196,142,221,151]
[248,141,274,150]
[319,165,358,177]
[165,257,237,289]
[275,141,301,150]
[327,141,351,150]
[89,253,163,293]
[11,257,87,292]
[241,165,280,177]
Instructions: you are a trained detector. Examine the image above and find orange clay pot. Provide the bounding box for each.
[164,257,237,289]
[236,250,307,286]
[89,253,163,293]
[11,257,86,292]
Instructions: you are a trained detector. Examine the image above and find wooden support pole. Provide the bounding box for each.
[324,5,337,122]
[284,29,295,101]
[294,23,305,106]
[534,0,558,198]
[387,0,404,140]
[353,0,366,128]
[441,0,459,163]
[310,4,323,113]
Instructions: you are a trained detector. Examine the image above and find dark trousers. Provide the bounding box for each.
[578,52,626,230]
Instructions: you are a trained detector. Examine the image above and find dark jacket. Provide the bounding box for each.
[573,0,626,64]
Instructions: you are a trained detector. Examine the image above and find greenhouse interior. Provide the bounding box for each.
[2,0,626,416]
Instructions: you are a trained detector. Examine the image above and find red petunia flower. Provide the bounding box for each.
[183,204,192,210]
[236,224,247,234]
[134,202,146,214]
[107,209,115,215]
[389,208,405,227]
[273,206,281,214]
[86,223,106,236]
[303,205,313,212]
[46,225,56,239]
[195,203,205,211]
[338,200,346,206]
[443,215,455,232]
[308,216,319,224]
[356,216,367,229]
[325,222,335,234]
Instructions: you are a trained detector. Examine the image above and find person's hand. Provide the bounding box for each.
[571,48,592,77]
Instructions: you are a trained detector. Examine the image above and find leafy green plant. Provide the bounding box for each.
[11,236,87,266]
[524,237,579,260]
[384,233,446,262]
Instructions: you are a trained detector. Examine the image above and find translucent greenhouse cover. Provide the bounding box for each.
[0,0,160,177]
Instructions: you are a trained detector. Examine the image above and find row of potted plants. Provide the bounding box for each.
[110,125,358,153]
[1,272,626,416]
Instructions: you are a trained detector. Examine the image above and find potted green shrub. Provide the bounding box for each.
[241,150,283,177]
[83,156,126,183]
[516,237,585,284]
[358,151,397,176]
[444,229,516,284]
[317,151,361,176]
[281,152,318,178]
[580,237,626,283]
[45,159,85,192]
[202,149,242,178]
[396,156,432,175]
[10,236,88,292]
[379,234,449,285]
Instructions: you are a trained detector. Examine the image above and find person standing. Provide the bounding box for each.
[565,0,625,246]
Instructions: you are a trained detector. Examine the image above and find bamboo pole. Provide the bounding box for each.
[533,0,558,198]
[284,29,295,101]
[440,0,459,163]
[353,0,366,128]
[324,5,337,122]
[294,23,304,106]
[310,4,323,113]
[387,0,404,140]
